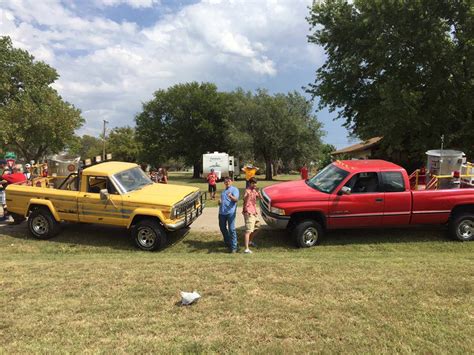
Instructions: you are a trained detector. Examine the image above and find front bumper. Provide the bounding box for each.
[260,201,290,229]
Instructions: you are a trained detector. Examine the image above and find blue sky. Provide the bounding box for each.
[1,0,352,148]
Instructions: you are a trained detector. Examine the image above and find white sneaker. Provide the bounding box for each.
[244,249,253,254]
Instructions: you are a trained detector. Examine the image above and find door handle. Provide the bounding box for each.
[375,198,383,202]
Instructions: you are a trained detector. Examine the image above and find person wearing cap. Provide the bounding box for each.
[242,163,259,188]
[218,176,240,253]
[206,168,218,200]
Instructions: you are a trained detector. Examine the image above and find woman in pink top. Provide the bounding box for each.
[242,177,261,254]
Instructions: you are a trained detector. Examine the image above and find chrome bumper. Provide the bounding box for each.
[260,202,290,229]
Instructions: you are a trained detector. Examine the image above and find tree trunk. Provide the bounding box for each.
[265,159,273,180]
[193,162,201,179]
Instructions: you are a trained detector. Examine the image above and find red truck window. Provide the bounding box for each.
[381,172,405,192]
[344,172,380,193]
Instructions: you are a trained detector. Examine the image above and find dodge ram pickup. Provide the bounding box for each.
[6,162,204,251]
[261,160,474,247]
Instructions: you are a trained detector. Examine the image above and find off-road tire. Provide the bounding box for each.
[28,208,61,239]
[132,219,167,251]
[9,212,26,225]
[449,213,474,241]
[292,220,324,248]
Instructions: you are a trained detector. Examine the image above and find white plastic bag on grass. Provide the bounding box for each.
[180,291,201,305]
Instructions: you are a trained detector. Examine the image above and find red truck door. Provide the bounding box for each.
[328,172,384,228]
[380,171,411,225]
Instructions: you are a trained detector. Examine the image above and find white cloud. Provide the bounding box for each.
[94,0,161,8]
[1,0,321,136]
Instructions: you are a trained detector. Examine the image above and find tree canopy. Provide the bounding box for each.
[307,0,473,164]
[229,89,325,179]
[107,126,142,162]
[135,83,325,179]
[136,82,231,177]
[0,36,84,161]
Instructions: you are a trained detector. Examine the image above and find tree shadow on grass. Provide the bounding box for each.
[181,238,231,254]
[3,222,137,251]
[181,226,296,253]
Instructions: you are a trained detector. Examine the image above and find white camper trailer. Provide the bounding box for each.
[203,152,240,180]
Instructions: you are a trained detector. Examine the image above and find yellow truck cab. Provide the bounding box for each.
[6,162,204,251]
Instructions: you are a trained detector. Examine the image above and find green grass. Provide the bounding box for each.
[168,172,300,207]
[1,222,473,353]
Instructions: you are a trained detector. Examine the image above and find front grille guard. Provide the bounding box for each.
[182,192,205,226]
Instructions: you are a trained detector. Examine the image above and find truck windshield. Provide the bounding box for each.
[114,167,153,193]
[306,164,349,194]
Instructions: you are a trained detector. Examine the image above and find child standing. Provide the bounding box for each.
[243,177,261,254]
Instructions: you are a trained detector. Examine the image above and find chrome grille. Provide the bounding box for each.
[261,189,270,211]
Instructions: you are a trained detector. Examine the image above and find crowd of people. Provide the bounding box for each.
[0,154,48,221]
[149,167,168,184]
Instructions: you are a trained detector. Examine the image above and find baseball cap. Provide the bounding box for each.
[25,163,31,168]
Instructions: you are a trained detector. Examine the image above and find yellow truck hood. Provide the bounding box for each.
[124,183,199,206]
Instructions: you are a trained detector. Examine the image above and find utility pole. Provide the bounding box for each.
[102,119,108,161]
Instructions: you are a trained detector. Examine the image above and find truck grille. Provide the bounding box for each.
[261,189,270,211]
[174,191,201,219]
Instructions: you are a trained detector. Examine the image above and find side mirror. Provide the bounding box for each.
[338,186,351,196]
[100,189,109,201]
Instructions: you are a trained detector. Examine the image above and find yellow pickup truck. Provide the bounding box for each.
[5,162,204,251]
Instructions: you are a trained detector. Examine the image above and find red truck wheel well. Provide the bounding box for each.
[289,212,326,230]
[451,205,474,218]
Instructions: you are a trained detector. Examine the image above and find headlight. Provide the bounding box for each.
[270,206,285,215]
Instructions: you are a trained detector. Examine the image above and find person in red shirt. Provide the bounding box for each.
[1,170,27,185]
[0,169,26,222]
[206,168,218,200]
[300,163,309,180]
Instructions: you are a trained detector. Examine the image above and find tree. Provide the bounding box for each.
[107,126,142,162]
[318,143,336,169]
[307,0,473,165]
[136,82,230,177]
[68,135,103,159]
[0,36,84,161]
[229,89,325,180]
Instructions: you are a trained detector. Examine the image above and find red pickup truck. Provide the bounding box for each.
[260,160,474,247]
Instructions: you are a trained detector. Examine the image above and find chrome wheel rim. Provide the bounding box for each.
[137,227,156,248]
[32,215,49,235]
[303,227,318,246]
[457,220,474,240]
